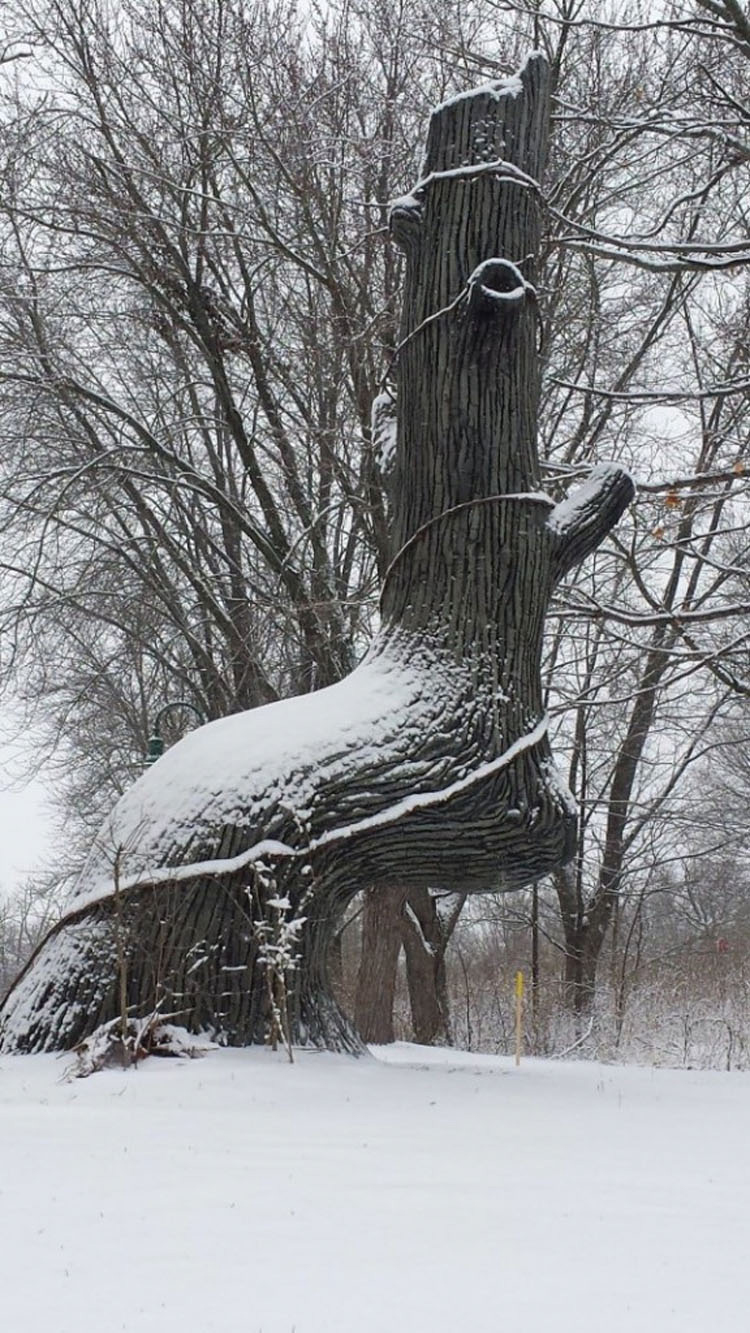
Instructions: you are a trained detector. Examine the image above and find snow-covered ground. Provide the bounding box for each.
[2,1043,748,1332]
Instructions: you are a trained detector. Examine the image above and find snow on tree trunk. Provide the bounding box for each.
[0,54,633,1055]
[400,888,455,1046]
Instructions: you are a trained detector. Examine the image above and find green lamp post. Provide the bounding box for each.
[145,701,206,765]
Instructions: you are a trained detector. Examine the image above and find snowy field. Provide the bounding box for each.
[2,1043,749,1333]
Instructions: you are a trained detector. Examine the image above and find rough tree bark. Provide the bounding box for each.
[400,888,465,1045]
[556,631,675,1017]
[354,887,408,1045]
[0,54,633,1055]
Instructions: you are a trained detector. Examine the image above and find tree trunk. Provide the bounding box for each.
[354,887,407,1044]
[0,54,633,1055]
[400,887,456,1046]
[555,630,676,1020]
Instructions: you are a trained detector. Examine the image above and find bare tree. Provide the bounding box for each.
[0,0,478,1041]
[0,52,636,1054]
[2,0,750,1048]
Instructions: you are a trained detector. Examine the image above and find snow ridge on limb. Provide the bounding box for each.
[27,714,553,932]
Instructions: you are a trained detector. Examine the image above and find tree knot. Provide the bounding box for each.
[466,258,535,320]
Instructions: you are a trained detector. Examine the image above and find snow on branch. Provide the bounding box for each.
[37,715,553,936]
[555,240,750,275]
[636,466,750,495]
[503,3,750,53]
[550,376,750,404]
[549,465,636,580]
[550,598,750,630]
[388,159,541,234]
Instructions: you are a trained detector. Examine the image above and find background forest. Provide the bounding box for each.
[1,0,749,1069]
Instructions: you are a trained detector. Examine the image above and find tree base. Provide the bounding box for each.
[0,874,363,1056]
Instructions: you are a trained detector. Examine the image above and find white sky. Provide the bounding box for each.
[0,776,54,895]
[0,707,56,896]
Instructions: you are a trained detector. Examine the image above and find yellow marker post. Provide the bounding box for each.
[514,971,524,1067]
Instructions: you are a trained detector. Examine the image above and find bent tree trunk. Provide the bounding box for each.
[0,55,633,1055]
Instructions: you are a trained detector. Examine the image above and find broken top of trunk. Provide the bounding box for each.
[389,52,550,549]
[0,55,634,1055]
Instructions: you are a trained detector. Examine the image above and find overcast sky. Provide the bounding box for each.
[0,708,55,897]
[0,780,53,896]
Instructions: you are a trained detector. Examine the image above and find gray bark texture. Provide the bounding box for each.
[0,54,633,1055]
[400,888,462,1045]
[354,886,408,1045]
